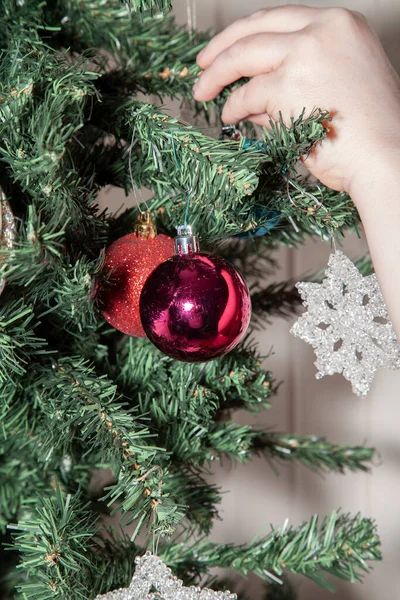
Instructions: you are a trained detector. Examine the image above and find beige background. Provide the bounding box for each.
[98,2,400,598]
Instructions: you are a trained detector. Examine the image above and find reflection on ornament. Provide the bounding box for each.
[291,250,400,396]
[95,552,237,600]
[101,212,174,337]
[140,226,251,362]
[0,188,16,296]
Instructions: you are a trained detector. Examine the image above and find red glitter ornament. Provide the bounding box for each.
[139,226,251,362]
[101,213,174,337]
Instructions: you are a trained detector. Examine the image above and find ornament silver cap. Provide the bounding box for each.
[220,124,242,141]
[175,225,199,255]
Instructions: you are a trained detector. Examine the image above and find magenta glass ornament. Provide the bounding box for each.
[139,226,251,362]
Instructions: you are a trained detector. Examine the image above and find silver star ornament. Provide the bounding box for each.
[291,251,400,396]
[95,552,237,600]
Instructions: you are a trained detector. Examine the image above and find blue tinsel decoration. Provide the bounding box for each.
[237,138,283,237]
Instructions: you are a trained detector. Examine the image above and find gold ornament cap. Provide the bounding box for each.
[134,212,157,240]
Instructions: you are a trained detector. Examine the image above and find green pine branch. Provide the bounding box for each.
[56,3,205,81]
[1,206,103,332]
[124,110,341,242]
[261,111,330,172]
[205,424,375,474]
[44,256,103,331]
[26,357,184,538]
[254,433,375,474]
[0,3,101,228]
[10,488,97,600]
[106,101,262,240]
[0,205,66,289]
[0,52,100,225]
[11,492,380,597]
[115,337,273,421]
[0,297,47,386]
[267,182,360,241]
[123,0,172,12]
[0,437,50,533]
[164,511,381,591]
[163,469,221,535]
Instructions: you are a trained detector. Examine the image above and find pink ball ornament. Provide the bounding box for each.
[139,226,251,362]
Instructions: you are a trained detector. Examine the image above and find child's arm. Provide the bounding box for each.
[193,6,400,334]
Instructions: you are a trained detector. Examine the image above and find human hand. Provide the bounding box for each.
[193,6,400,196]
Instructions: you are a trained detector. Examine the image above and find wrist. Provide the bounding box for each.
[348,145,400,214]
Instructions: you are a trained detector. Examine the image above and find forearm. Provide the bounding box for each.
[349,151,400,336]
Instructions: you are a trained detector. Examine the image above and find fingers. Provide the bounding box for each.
[246,114,273,128]
[197,5,316,69]
[221,72,281,124]
[193,32,293,102]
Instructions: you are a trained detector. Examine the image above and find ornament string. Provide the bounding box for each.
[129,108,150,215]
[170,131,192,227]
[284,173,333,238]
[331,232,337,253]
[152,520,160,556]
[185,0,197,36]
[285,175,329,214]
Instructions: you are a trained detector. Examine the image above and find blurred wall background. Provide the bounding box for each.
[97,2,400,598]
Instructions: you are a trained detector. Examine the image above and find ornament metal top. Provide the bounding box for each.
[95,552,237,600]
[219,124,242,141]
[0,188,15,296]
[134,212,157,239]
[291,250,400,396]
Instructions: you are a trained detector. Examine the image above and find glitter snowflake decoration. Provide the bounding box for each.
[95,552,237,600]
[0,188,15,296]
[291,251,400,396]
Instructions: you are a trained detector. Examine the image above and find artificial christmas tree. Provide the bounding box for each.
[0,1,381,599]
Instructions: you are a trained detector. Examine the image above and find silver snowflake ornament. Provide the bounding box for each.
[95,552,237,600]
[0,188,15,296]
[291,251,400,396]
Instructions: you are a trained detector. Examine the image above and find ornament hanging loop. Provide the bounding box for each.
[175,225,199,255]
